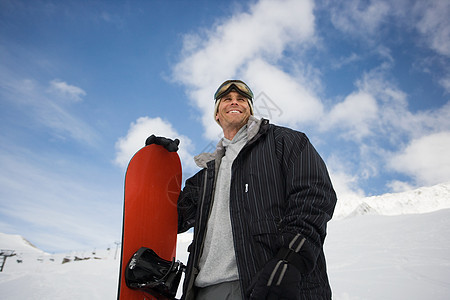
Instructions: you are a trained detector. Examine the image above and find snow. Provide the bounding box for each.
[334,181,450,219]
[1,182,450,299]
[326,210,450,299]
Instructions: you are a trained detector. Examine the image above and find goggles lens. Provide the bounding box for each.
[214,80,254,101]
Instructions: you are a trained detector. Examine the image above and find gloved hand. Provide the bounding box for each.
[248,258,301,300]
[145,135,180,152]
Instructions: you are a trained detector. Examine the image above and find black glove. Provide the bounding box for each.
[248,258,301,300]
[145,135,180,152]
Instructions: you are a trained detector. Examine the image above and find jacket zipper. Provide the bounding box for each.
[196,170,209,255]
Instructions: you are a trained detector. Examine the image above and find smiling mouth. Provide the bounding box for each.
[228,110,242,114]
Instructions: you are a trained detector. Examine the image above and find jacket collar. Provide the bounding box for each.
[194,116,266,168]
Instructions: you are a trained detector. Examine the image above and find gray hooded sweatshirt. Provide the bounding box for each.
[194,124,249,287]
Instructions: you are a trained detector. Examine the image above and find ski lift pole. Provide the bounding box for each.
[0,250,16,272]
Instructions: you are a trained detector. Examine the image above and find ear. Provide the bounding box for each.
[215,113,220,123]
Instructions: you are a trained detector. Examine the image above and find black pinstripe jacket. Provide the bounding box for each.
[178,117,337,300]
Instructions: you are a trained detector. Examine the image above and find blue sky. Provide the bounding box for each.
[1,0,449,252]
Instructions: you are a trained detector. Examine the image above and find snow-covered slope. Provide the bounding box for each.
[1,182,449,299]
[0,232,45,255]
[326,209,450,299]
[334,181,450,219]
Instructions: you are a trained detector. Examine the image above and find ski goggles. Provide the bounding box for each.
[214,80,254,102]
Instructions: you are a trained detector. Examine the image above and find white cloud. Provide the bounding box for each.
[329,172,366,218]
[388,131,450,186]
[0,74,98,146]
[323,91,378,141]
[326,154,366,216]
[175,0,315,85]
[439,75,450,94]
[328,0,391,37]
[48,79,86,102]
[414,0,450,57]
[114,117,197,174]
[331,52,362,70]
[323,65,450,192]
[244,59,324,127]
[172,0,317,140]
[329,170,365,201]
[327,0,450,58]
[387,180,415,193]
[324,0,450,109]
[353,67,415,140]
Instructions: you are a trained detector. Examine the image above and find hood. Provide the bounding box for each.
[194,116,265,169]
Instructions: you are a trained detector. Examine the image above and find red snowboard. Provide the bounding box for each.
[117,145,182,300]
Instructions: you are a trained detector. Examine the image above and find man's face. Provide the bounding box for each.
[215,91,251,132]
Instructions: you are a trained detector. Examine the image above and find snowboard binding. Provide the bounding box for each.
[125,247,185,299]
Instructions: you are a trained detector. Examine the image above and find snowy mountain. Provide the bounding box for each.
[0,233,45,254]
[334,181,450,219]
[1,182,449,299]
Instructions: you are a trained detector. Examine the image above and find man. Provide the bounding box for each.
[148,80,337,299]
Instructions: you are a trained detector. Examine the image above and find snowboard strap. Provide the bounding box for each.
[125,247,185,299]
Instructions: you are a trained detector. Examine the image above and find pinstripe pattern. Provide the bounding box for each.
[178,118,337,300]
